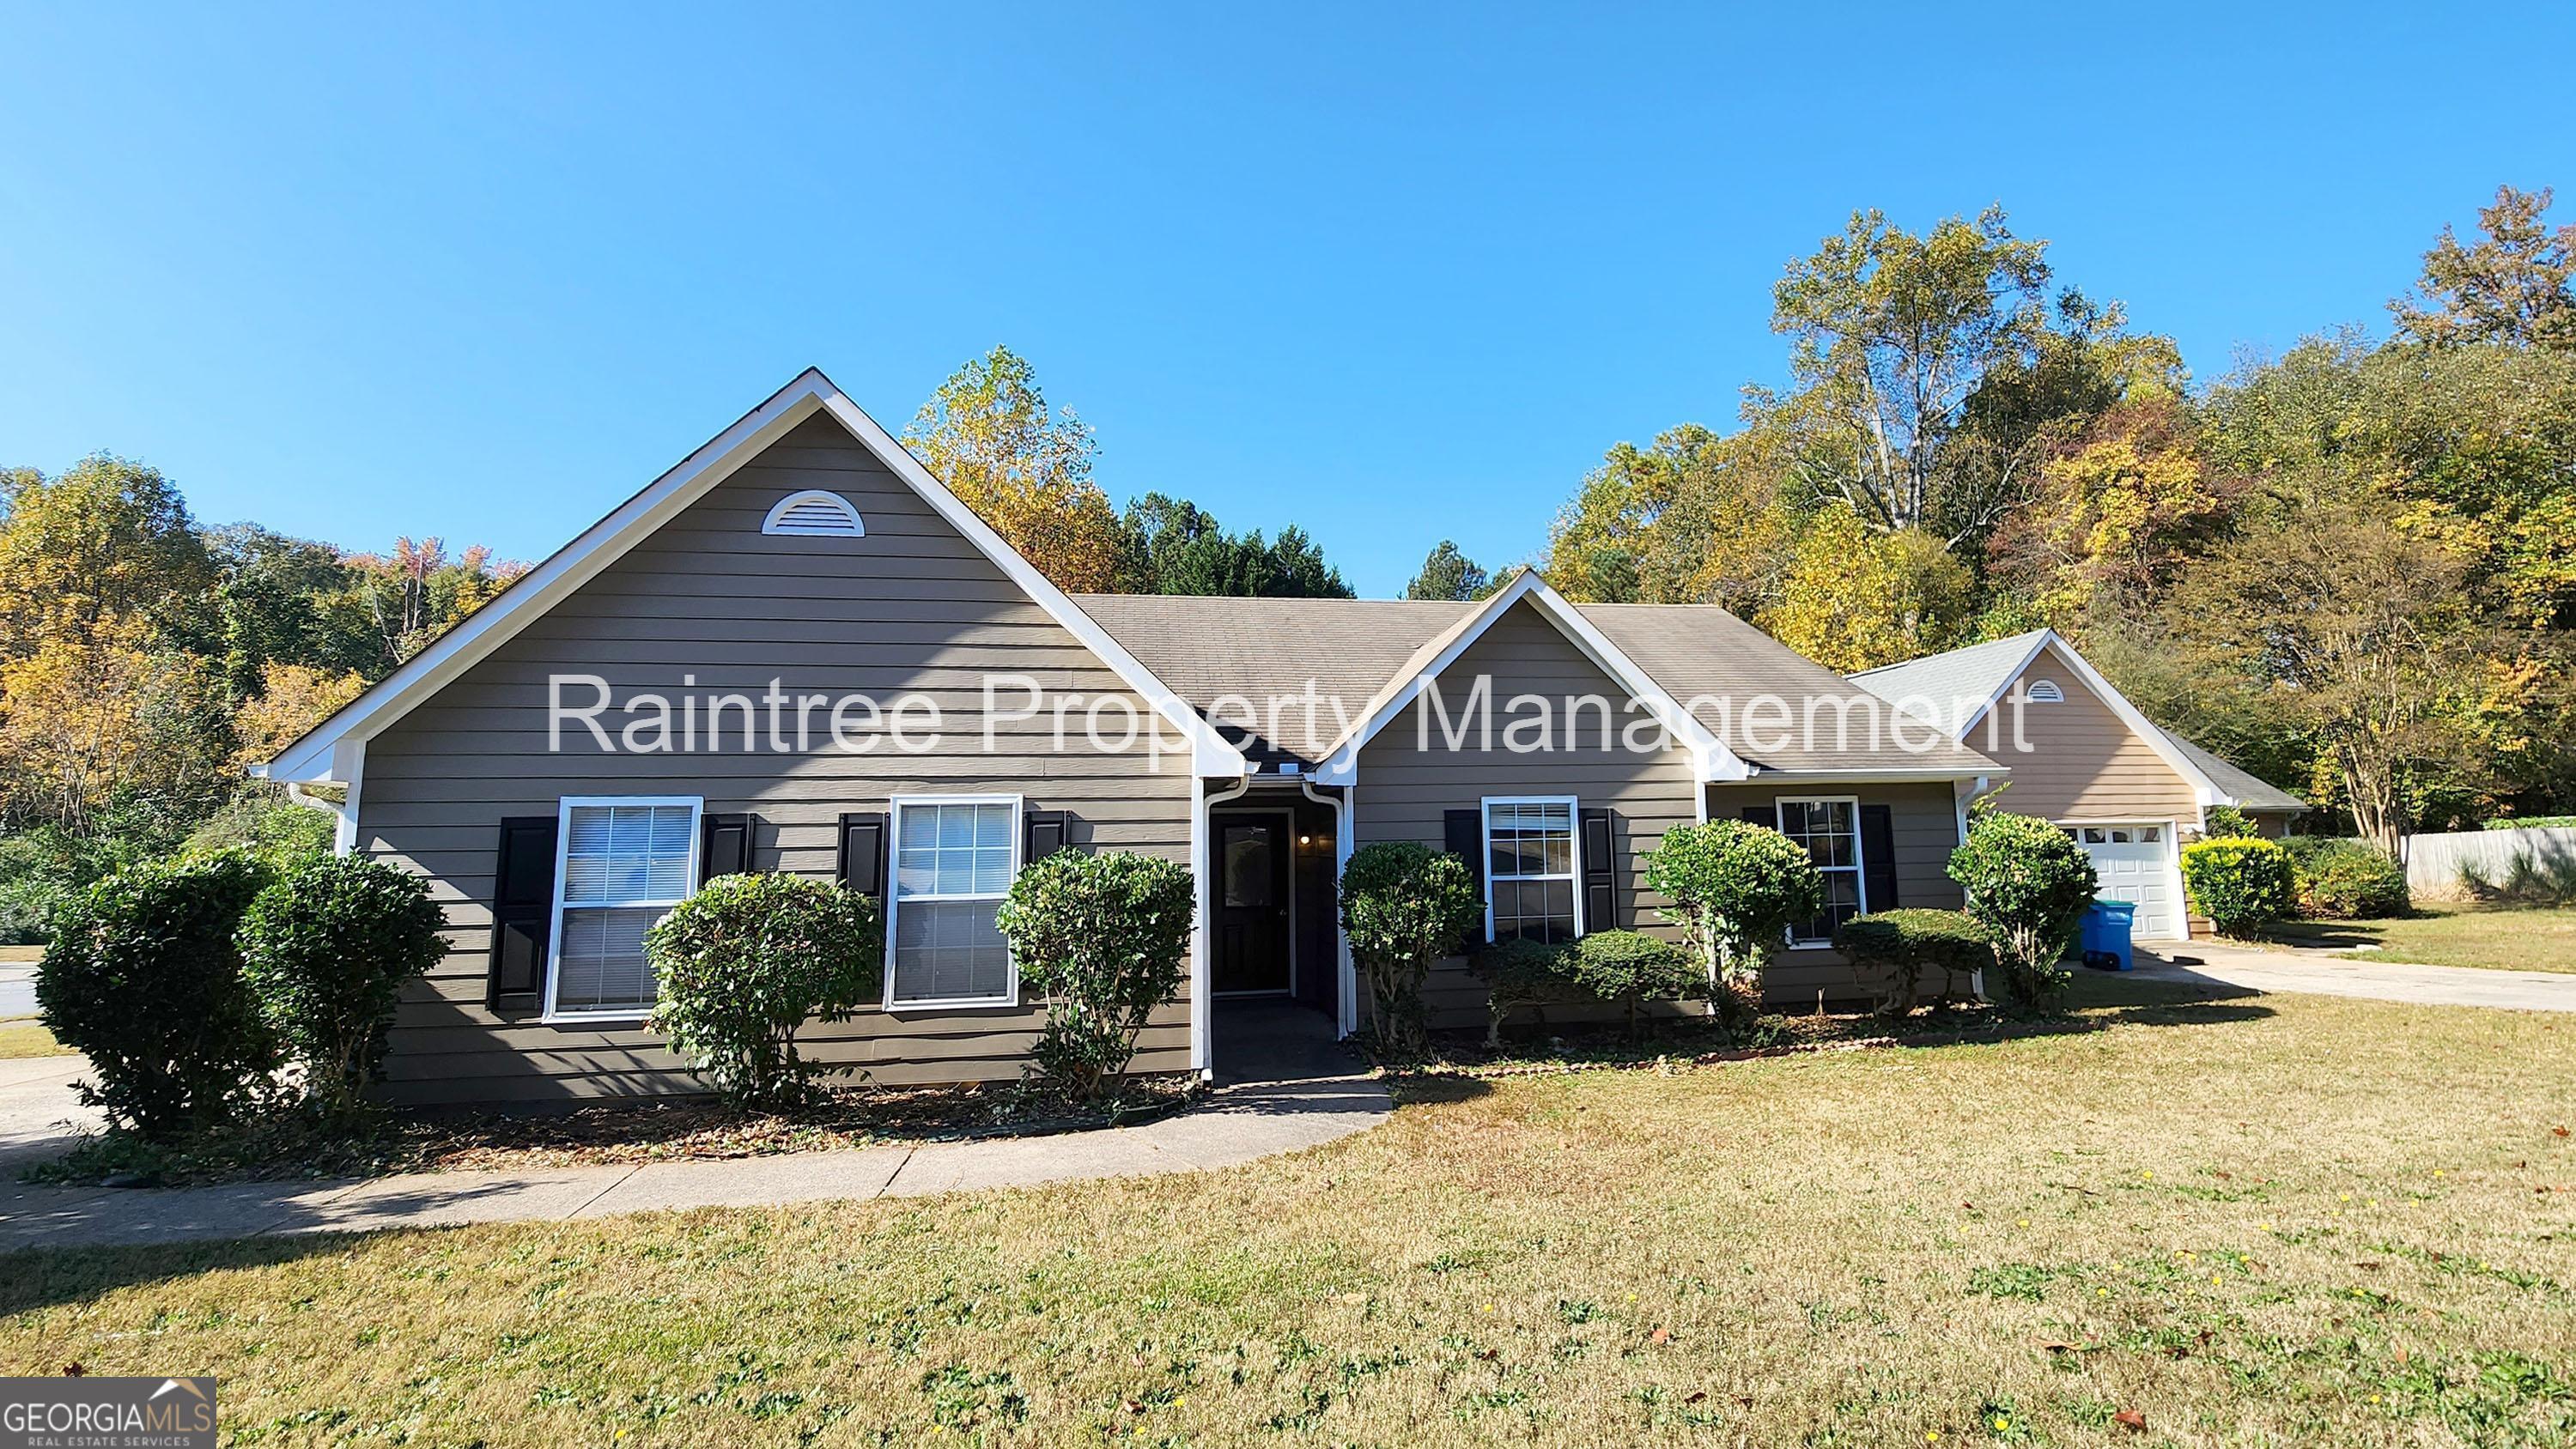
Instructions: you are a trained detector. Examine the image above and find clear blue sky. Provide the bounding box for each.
[3,4,2567,597]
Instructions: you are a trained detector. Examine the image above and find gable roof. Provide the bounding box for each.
[259,369,1250,784]
[1078,585,2006,780]
[1306,571,1741,785]
[1848,629,2308,813]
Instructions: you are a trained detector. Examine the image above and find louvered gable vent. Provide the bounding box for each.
[762,489,866,537]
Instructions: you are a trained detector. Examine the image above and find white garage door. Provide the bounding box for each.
[2069,823,2182,940]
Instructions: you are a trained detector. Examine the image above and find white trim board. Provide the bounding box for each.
[258,369,1249,785]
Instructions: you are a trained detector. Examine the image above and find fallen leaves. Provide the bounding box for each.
[2115,1409,2147,1430]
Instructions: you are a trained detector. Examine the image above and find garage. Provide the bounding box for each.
[2068,823,2184,940]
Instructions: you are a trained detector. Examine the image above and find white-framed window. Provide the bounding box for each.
[886,794,1021,1009]
[1776,797,1865,947]
[2026,678,2065,703]
[546,796,702,1021]
[762,489,866,537]
[1483,796,1581,945]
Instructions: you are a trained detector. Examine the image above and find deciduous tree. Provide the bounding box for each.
[2391,185,2575,352]
[904,346,1125,592]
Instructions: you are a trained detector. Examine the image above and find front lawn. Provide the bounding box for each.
[2269,902,2576,973]
[0,1018,70,1059]
[3,976,2572,1446]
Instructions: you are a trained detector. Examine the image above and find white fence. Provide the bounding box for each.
[2403,826,2576,900]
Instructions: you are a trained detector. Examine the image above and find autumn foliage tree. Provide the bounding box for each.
[904,346,1126,592]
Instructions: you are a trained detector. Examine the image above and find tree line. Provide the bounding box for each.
[1414,185,2576,847]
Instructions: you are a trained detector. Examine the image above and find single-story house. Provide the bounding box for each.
[1848,629,2309,941]
[262,370,2009,1104]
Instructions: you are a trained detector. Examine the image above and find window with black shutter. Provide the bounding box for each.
[699,812,755,883]
[487,815,556,1013]
[836,812,888,903]
[1443,808,1488,944]
[1858,803,1899,914]
[1580,807,1619,931]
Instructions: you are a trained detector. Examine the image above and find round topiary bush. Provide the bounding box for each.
[2179,837,2297,938]
[1468,936,1577,1048]
[2281,838,2410,919]
[237,852,450,1121]
[1947,812,2098,1014]
[1339,841,1485,1058]
[997,851,1196,1105]
[37,852,279,1137]
[1563,929,1699,1038]
[1832,908,1996,1016]
[645,873,884,1111]
[1639,820,1821,1025]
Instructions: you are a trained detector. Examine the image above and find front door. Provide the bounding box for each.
[1212,813,1292,993]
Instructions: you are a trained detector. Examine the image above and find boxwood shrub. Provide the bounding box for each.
[997,851,1195,1105]
[1563,929,1700,1039]
[2179,836,2296,938]
[646,873,884,1110]
[1469,936,1578,1047]
[1947,812,2097,1014]
[1339,841,1485,1058]
[237,852,450,1120]
[1832,908,1995,1016]
[36,852,278,1137]
[1640,820,1820,1025]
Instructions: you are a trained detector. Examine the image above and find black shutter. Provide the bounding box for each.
[1580,807,1619,931]
[1443,807,1488,943]
[487,815,556,1013]
[1741,804,1775,827]
[836,812,889,902]
[1024,809,1072,863]
[1859,803,1899,912]
[699,812,754,883]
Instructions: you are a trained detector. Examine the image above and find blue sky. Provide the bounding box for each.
[2,4,2567,597]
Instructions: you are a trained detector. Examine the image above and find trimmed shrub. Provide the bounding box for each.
[998,851,1195,1105]
[2179,837,2295,938]
[1832,909,1995,1016]
[1564,929,1699,1038]
[1947,812,2097,1014]
[36,852,278,1137]
[1339,841,1485,1058]
[1640,820,1821,1025]
[2201,805,2258,840]
[1469,936,1578,1048]
[645,873,884,1110]
[237,853,449,1120]
[2281,838,2409,919]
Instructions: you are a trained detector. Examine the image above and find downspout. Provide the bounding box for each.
[1194,772,1253,1078]
[1301,779,1356,1040]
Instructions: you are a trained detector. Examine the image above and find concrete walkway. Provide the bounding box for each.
[2134,942,2576,1012]
[0,1004,1388,1253]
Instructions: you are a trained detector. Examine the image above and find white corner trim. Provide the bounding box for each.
[1313,572,1741,785]
[264,369,1249,785]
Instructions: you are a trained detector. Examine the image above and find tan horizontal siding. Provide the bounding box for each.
[1352,602,1701,1034]
[1968,658,2199,825]
[357,411,1194,1105]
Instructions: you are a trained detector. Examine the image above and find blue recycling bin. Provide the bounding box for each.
[2079,899,2136,972]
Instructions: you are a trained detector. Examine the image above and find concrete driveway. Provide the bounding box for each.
[0,1053,100,1176]
[2134,942,2576,1012]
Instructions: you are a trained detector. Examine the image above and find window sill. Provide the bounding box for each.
[542,1010,654,1027]
[884,997,1021,1014]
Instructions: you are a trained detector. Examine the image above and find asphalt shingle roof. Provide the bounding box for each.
[1072,593,2003,775]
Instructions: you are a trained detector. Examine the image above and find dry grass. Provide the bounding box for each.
[3,976,2573,1446]
[0,1017,70,1058]
[2270,903,2576,973]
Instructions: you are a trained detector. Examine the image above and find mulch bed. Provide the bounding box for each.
[1367,1008,2103,1080]
[26,1075,1203,1189]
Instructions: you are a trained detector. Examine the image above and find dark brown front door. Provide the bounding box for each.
[1212,813,1292,993]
